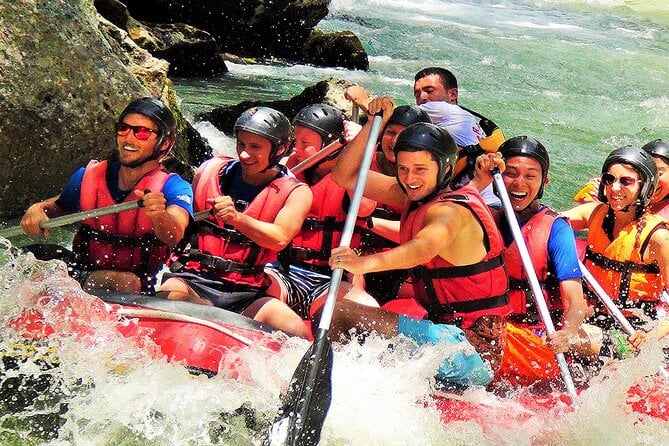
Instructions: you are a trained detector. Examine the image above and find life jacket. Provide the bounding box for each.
[173,156,305,287]
[584,203,666,319]
[452,106,505,182]
[504,207,562,325]
[73,159,172,275]
[401,184,510,329]
[283,172,376,273]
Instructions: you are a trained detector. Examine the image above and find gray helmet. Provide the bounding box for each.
[387,105,431,128]
[234,106,292,147]
[642,139,669,165]
[394,123,457,191]
[292,104,345,148]
[499,136,550,199]
[119,97,177,156]
[598,145,658,211]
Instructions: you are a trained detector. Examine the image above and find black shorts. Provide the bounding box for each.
[160,270,265,313]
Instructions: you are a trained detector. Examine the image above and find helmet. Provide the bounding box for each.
[119,97,177,156]
[499,136,550,199]
[642,139,669,164]
[387,105,431,128]
[394,123,457,190]
[234,106,292,147]
[292,104,345,148]
[597,145,658,210]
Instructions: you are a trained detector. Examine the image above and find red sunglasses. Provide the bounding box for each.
[601,172,641,188]
[115,122,158,140]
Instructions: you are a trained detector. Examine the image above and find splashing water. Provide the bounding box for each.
[1,237,668,445]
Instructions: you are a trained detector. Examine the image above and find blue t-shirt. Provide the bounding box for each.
[55,161,193,216]
[501,207,582,283]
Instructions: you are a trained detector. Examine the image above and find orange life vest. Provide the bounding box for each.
[401,184,510,329]
[585,203,666,316]
[74,160,172,275]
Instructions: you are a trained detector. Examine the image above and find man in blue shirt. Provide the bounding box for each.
[20,97,193,294]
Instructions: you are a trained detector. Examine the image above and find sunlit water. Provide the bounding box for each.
[2,0,669,444]
[0,241,668,445]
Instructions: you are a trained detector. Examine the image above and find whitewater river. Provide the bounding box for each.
[1,0,669,444]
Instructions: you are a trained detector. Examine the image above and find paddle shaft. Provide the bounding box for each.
[268,115,383,446]
[192,138,345,222]
[493,170,578,399]
[0,200,143,238]
[579,261,635,335]
[317,115,383,331]
[579,261,669,381]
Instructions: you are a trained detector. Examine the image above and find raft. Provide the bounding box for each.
[6,290,669,426]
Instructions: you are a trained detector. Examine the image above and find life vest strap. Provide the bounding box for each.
[585,249,659,274]
[171,250,263,276]
[419,254,504,279]
[78,224,161,248]
[427,294,509,323]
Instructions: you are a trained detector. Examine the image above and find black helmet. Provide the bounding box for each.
[394,123,457,190]
[292,104,345,148]
[119,97,177,156]
[598,145,658,211]
[499,136,550,199]
[642,139,669,165]
[387,105,431,128]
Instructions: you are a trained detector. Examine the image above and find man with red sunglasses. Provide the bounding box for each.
[20,97,193,294]
[564,146,669,356]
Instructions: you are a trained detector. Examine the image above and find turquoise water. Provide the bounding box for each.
[2,1,669,444]
[175,0,669,211]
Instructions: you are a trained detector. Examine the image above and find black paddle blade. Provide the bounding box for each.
[266,333,333,446]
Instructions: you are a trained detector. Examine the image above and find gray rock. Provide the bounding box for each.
[0,0,208,218]
[199,78,359,138]
[302,30,369,71]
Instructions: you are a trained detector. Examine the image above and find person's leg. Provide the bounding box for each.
[83,270,142,294]
[308,281,380,319]
[244,296,310,338]
[316,299,399,341]
[156,277,213,306]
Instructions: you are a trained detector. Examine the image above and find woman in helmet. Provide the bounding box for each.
[474,137,594,389]
[20,97,193,295]
[326,97,510,388]
[265,104,378,321]
[642,139,669,219]
[564,146,669,352]
[158,106,313,338]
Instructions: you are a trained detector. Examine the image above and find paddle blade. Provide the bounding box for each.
[267,334,333,446]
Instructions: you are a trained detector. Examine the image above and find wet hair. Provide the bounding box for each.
[414,67,458,90]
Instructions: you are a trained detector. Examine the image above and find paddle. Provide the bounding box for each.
[0,199,144,238]
[192,138,345,222]
[266,114,384,446]
[492,168,578,399]
[579,261,669,381]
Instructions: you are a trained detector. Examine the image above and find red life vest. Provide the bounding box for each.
[286,172,376,272]
[504,207,562,322]
[400,184,510,329]
[178,156,305,287]
[73,160,172,274]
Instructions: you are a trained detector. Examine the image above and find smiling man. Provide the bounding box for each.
[474,136,592,388]
[158,106,313,337]
[328,96,510,389]
[21,97,193,294]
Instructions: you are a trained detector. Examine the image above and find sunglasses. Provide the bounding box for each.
[601,172,641,188]
[115,122,158,140]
